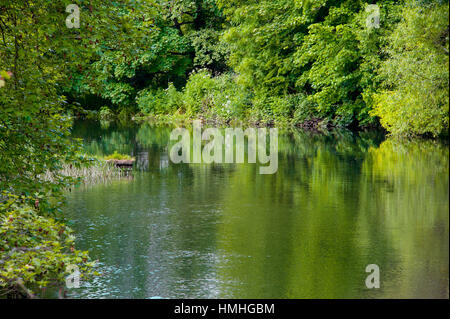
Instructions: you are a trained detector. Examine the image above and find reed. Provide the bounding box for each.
[43,159,127,184]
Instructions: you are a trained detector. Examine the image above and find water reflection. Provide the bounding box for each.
[65,120,448,298]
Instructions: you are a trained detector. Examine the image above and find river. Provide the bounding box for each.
[64,120,449,298]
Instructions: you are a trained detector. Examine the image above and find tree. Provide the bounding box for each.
[0,0,142,297]
[68,0,228,111]
[372,0,449,136]
[217,0,404,127]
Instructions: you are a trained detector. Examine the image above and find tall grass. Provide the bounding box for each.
[43,159,128,185]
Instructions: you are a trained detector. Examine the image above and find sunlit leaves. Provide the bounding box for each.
[0,194,95,296]
[372,1,449,136]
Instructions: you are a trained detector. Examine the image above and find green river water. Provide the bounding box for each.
[64,120,449,298]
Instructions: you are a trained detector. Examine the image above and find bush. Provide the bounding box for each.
[371,1,449,136]
[182,70,252,120]
[250,93,318,126]
[136,83,183,115]
[99,106,114,121]
[183,70,218,115]
[137,70,253,123]
[117,108,131,123]
[204,73,251,121]
[0,193,95,298]
[292,94,318,124]
[103,151,134,161]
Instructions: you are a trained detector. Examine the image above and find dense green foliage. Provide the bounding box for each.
[136,70,251,123]
[103,151,134,160]
[0,0,138,297]
[372,1,449,136]
[68,0,448,135]
[68,0,228,111]
[0,0,448,299]
[0,193,95,297]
